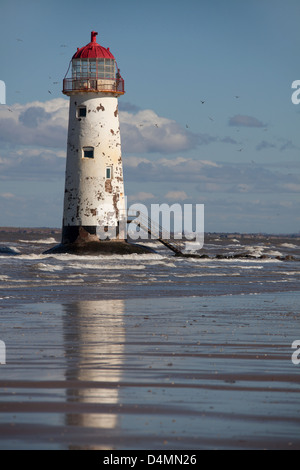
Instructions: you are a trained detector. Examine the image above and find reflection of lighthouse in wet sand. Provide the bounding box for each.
[64,300,125,447]
[47,31,150,255]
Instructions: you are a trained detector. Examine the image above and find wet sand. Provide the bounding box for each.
[0,292,300,450]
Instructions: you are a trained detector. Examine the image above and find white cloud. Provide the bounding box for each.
[123,154,300,195]
[125,156,151,166]
[128,191,155,202]
[229,114,266,128]
[0,147,66,180]
[120,109,201,153]
[0,98,68,148]
[124,156,225,183]
[280,183,300,192]
[0,192,18,200]
[1,98,298,200]
[0,98,240,186]
[164,190,188,201]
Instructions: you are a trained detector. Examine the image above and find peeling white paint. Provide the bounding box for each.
[63,93,126,234]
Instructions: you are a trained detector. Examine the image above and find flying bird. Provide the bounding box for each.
[48,90,52,94]
[200,100,205,104]
[208,116,214,121]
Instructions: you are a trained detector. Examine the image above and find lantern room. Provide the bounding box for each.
[63,31,125,95]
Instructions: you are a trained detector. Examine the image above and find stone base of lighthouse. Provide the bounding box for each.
[44,226,154,255]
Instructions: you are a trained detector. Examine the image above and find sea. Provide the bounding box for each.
[0,230,299,450]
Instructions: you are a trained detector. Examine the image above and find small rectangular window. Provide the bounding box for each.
[83,147,94,159]
[106,166,112,179]
[77,106,87,118]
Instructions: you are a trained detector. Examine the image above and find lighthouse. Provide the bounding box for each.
[48,31,151,254]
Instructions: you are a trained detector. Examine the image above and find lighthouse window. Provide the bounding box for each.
[106,166,112,179]
[72,60,81,78]
[81,59,88,76]
[104,59,115,78]
[89,60,97,77]
[97,59,115,79]
[72,58,115,80]
[97,60,104,76]
[83,147,94,159]
[77,106,87,118]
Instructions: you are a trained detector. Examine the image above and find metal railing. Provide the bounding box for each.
[126,210,184,255]
[63,77,125,94]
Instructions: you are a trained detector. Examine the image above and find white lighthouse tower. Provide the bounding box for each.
[49,31,150,254]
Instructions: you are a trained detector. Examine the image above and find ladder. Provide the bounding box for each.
[127,211,184,255]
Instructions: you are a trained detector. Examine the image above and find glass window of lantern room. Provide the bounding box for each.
[97,59,105,77]
[104,59,115,78]
[89,59,96,77]
[72,60,81,79]
[81,59,88,77]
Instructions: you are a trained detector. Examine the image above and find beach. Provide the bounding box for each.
[0,229,299,449]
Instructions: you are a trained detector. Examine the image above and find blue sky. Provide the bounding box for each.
[0,0,299,233]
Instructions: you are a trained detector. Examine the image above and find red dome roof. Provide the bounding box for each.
[72,31,115,60]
